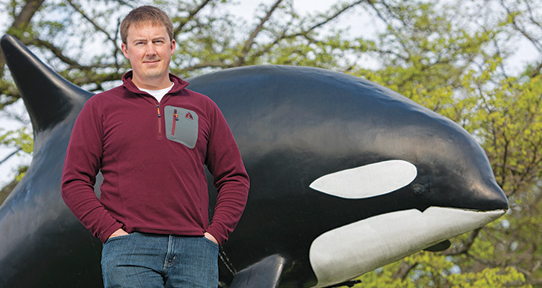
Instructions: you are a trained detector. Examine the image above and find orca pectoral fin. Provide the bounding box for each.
[423,239,451,252]
[228,254,288,288]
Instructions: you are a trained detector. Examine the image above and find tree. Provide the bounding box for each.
[1,0,541,287]
[350,0,542,286]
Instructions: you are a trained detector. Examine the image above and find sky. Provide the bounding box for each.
[0,0,539,187]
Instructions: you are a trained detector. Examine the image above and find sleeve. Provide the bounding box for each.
[204,103,250,246]
[61,98,123,243]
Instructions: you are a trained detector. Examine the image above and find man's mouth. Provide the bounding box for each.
[143,59,161,64]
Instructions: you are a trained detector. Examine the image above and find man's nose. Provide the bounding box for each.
[145,43,157,56]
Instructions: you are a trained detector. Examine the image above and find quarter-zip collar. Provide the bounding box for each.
[122,70,189,97]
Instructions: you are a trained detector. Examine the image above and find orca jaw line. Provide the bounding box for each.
[308,207,506,288]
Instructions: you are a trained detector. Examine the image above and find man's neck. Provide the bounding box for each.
[131,75,172,90]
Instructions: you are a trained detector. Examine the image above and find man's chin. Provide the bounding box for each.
[140,70,168,80]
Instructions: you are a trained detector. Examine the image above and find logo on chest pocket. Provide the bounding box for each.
[164,106,198,149]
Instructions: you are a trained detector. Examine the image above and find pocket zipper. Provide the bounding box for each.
[172,109,179,135]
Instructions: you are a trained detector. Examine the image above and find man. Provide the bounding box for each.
[61,5,249,288]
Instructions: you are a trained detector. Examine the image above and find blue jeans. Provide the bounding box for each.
[101,232,219,288]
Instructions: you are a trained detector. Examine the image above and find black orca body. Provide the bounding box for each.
[0,34,508,288]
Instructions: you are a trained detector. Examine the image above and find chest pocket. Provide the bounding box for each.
[164,106,198,149]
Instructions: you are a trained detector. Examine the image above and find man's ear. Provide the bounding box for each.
[121,42,129,59]
[170,39,176,55]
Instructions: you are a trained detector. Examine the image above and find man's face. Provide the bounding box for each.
[121,22,175,88]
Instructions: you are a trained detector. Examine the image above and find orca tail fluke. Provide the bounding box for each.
[0,34,92,133]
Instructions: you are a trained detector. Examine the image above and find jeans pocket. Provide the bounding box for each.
[104,233,132,244]
[202,236,219,248]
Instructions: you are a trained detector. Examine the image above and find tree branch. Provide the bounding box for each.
[1,0,46,79]
[498,0,542,52]
[19,37,80,67]
[181,61,233,72]
[174,0,213,37]
[10,0,45,31]
[241,0,366,64]
[65,0,122,67]
[238,0,284,65]
[442,227,482,256]
[309,0,366,32]
[393,260,417,280]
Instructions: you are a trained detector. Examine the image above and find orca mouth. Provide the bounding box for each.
[308,207,507,288]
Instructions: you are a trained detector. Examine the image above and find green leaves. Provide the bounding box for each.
[0,127,33,154]
[1,0,542,286]
[0,126,32,181]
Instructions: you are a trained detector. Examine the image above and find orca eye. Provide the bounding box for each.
[309,160,417,199]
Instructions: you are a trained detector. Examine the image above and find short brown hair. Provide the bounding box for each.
[120,5,174,45]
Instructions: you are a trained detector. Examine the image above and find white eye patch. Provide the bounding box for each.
[309,160,417,199]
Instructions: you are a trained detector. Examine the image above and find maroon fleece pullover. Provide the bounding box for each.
[61,72,249,244]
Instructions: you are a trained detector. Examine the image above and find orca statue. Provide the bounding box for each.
[0,34,508,288]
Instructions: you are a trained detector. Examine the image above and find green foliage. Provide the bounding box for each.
[355,249,530,287]
[343,1,541,286]
[0,127,33,154]
[1,0,542,286]
[0,126,32,180]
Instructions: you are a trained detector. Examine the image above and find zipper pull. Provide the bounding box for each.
[172,109,178,135]
[156,104,162,137]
